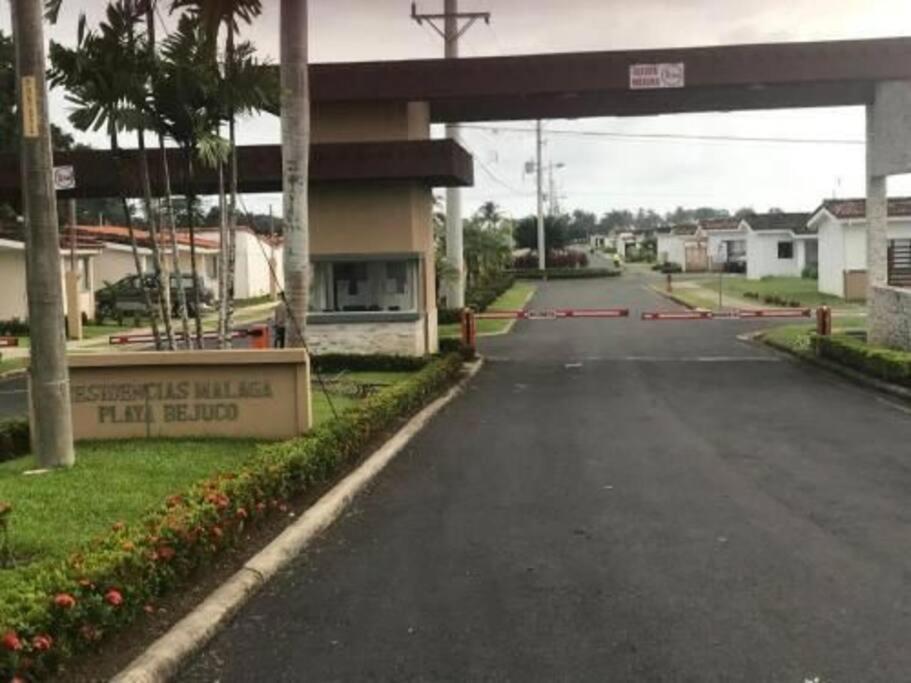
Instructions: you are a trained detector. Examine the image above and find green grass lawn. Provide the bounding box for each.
[0,357,25,375]
[691,276,849,308]
[0,367,419,585]
[761,315,867,355]
[0,439,258,572]
[439,281,537,338]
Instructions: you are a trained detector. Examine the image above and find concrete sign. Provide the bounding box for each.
[629,63,685,90]
[53,165,76,191]
[59,350,312,440]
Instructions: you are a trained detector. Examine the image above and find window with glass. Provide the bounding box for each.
[310,259,419,313]
[777,241,794,259]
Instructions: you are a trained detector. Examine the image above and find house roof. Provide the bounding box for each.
[818,197,911,219]
[743,212,812,234]
[75,225,219,251]
[0,231,104,253]
[670,223,699,236]
[699,217,741,232]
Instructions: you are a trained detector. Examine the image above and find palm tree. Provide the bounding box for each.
[49,6,165,348]
[149,13,222,347]
[171,0,264,344]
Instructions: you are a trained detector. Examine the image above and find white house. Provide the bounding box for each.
[810,197,911,299]
[699,218,748,271]
[657,223,706,271]
[741,212,816,280]
[78,226,221,292]
[195,226,284,299]
[0,234,103,323]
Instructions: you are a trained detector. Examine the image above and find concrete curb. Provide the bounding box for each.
[744,330,911,403]
[648,285,704,311]
[111,358,485,683]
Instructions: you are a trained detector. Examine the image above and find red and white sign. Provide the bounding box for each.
[629,62,685,90]
[53,165,76,191]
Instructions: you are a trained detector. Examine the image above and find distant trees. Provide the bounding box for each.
[513,214,569,252]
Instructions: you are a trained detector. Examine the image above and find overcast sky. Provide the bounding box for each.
[6,0,911,221]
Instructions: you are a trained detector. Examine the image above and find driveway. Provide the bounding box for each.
[177,273,911,681]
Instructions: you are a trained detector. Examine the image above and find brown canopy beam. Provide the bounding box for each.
[0,140,473,203]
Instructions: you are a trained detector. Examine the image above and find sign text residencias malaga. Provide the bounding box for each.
[72,379,274,425]
[629,63,686,90]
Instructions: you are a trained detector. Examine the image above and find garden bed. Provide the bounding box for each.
[439,281,537,339]
[0,354,464,680]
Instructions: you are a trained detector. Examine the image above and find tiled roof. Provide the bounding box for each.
[820,197,911,219]
[74,225,219,250]
[743,212,812,234]
[670,223,699,236]
[699,218,741,232]
[0,231,104,251]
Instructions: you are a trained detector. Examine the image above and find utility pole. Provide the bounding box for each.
[411,0,491,308]
[268,204,277,301]
[11,0,74,467]
[281,0,309,347]
[537,120,546,271]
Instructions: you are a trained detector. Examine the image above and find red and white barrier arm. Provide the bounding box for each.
[0,337,19,348]
[641,311,714,321]
[476,308,630,320]
[641,308,813,321]
[109,329,257,346]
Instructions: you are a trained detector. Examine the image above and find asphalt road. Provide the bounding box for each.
[149,274,911,680]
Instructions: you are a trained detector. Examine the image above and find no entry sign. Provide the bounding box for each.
[53,165,76,191]
[629,63,685,90]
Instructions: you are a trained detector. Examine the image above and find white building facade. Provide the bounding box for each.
[741,213,816,280]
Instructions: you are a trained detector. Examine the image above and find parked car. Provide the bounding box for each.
[95,273,215,321]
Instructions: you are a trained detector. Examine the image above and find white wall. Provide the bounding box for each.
[747,231,802,279]
[658,234,686,266]
[0,250,28,320]
[196,229,278,299]
[95,247,148,289]
[0,248,97,321]
[817,215,911,297]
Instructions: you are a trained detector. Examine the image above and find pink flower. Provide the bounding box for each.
[53,593,76,609]
[1,631,22,652]
[31,634,53,652]
[105,589,124,607]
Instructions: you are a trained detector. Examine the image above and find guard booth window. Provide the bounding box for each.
[310,259,418,313]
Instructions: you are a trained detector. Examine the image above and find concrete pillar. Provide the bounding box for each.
[866,103,889,296]
[65,269,82,340]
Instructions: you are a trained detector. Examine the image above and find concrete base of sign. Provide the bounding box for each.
[61,350,312,441]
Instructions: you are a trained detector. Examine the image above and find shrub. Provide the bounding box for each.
[311,354,429,374]
[512,268,619,280]
[465,272,515,312]
[658,262,682,274]
[0,420,29,464]
[513,251,588,270]
[0,320,28,338]
[723,262,747,274]
[438,338,476,360]
[743,291,760,300]
[0,355,465,680]
[802,265,819,280]
[814,335,911,387]
[437,308,462,326]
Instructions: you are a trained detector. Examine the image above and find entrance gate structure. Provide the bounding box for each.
[4,36,911,351]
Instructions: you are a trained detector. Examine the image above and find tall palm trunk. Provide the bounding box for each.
[112,126,162,349]
[137,128,175,350]
[216,157,229,348]
[160,138,192,348]
[224,20,238,343]
[183,145,204,348]
[281,0,310,347]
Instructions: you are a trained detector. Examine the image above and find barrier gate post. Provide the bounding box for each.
[460,308,477,352]
[816,305,832,337]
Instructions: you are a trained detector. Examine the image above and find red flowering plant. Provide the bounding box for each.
[0,354,463,680]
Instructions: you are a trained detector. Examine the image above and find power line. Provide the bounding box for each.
[459,124,865,147]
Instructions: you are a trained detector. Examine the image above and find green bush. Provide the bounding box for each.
[0,420,29,464]
[311,354,430,374]
[438,338,476,360]
[814,334,911,387]
[0,320,28,338]
[653,262,682,274]
[513,268,619,280]
[465,272,515,312]
[802,265,819,280]
[0,355,464,680]
[437,308,463,325]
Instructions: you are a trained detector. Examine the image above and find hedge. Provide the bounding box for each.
[0,354,464,680]
[0,420,29,465]
[311,353,430,374]
[814,334,911,387]
[0,320,28,338]
[512,268,620,280]
[465,272,515,312]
